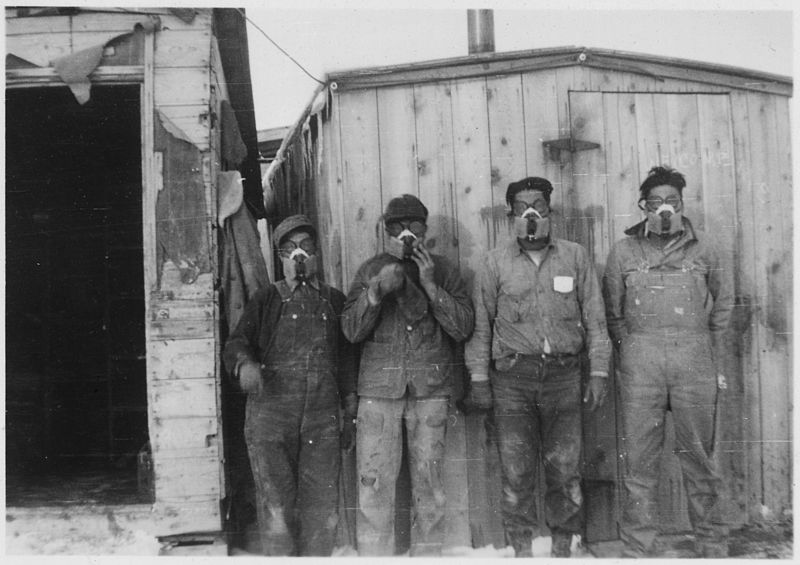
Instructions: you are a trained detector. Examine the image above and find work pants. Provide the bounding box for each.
[356,394,448,556]
[618,333,727,553]
[491,354,584,548]
[244,369,340,556]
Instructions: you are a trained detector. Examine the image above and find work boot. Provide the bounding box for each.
[550,531,572,557]
[506,530,533,558]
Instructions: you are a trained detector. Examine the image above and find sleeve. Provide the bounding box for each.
[331,288,359,400]
[341,258,383,343]
[425,255,475,342]
[602,242,627,347]
[464,253,498,378]
[705,238,734,370]
[222,287,269,382]
[576,245,611,377]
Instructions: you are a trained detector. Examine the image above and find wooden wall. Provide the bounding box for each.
[305,63,792,542]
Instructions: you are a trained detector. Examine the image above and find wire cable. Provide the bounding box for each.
[235,8,326,86]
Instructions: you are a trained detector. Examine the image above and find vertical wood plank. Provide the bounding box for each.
[729,91,762,518]
[338,89,383,286]
[603,92,642,243]
[325,94,347,290]
[486,74,527,247]
[450,77,493,285]
[696,94,746,524]
[555,67,578,242]
[377,86,418,199]
[665,94,705,230]
[522,70,564,238]
[413,82,459,264]
[745,91,791,518]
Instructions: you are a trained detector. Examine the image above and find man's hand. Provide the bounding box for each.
[367,263,405,305]
[461,379,493,413]
[239,361,263,395]
[341,393,358,453]
[583,374,608,411]
[411,243,436,296]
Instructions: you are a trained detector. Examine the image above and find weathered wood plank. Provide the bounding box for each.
[337,89,383,285]
[450,77,493,284]
[413,81,459,264]
[729,91,761,518]
[603,92,641,243]
[376,86,418,199]
[154,67,210,108]
[153,499,221,536]
[745,91,791,518]
[155,29,211,68]
[150,318,215,340]
[522,70,563,237]
[665,94,705,230]
[149,378,217,418]
[322,96,346,290]
[151,416,218,452]
[486,74,527,246]
[154,449,221,501]
[567,91,608,266]
[148,338,215,381]
[151,299,214,322]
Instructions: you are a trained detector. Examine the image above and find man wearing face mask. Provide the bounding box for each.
[603,166,733,558]
[223,214,357,556]
[341,194,474,556]
[464,177,610,558]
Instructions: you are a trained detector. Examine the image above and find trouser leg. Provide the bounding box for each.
[538,357,583,535]
[618,337,668,554]
[296,404,341,556]
[493,374,538,553]
[356,397,404,556]
[244,401,299,556]
[669,337,728,547]
[405,396,448,556]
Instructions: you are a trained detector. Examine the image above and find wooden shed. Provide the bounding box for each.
[5,7,262,550]
[266,46,793,549]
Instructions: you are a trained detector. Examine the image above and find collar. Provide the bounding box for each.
[277,277,320,300]
[509,237,557,256]
[625,216,698,243]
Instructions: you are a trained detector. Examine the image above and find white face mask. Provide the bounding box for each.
[514,208,551,241]
[646,203,683,236]
[282,248,317,282]
[387,229,419,259]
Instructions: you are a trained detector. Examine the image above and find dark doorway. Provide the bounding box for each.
[6,85,150,506]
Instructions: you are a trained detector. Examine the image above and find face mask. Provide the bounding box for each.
[282,248,317,282]
[513,208,551,242]
[386,229,419,259]
[646,203,683,236]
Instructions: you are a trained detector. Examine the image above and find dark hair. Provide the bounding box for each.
[505,177,554,207]
[639,166,686,198]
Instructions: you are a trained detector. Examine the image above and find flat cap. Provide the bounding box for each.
[273,214,316,247]
[383,194,428,223]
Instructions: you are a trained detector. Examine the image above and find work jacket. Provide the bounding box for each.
[603,217,734,366]
[341,253,474,399]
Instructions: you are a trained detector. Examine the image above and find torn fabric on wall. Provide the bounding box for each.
[154,111,210,287]
[219,171,270,332]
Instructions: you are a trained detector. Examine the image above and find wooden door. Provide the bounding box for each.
[566,91,742,541]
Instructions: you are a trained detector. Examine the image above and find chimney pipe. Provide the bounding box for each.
[467,9,495,55]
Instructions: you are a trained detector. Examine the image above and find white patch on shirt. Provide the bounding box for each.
[553,276,574,293]
[674,306,685,315]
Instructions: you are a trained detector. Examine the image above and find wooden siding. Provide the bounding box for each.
[301,62,792,544]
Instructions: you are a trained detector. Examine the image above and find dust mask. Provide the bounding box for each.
[646,203,683,236]
[514,208,551,242]
[387,229,419,260]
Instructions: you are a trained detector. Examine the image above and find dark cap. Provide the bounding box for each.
[505,177,554,206]
[383,194,428,223]
[273,214,316,247]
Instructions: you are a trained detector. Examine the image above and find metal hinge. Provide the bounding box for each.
[542,137,601,161]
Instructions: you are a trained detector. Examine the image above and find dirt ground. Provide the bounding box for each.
[4,505,793,558]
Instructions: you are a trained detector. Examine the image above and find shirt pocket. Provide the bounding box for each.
[497,290,523,323]
[552,275,580,320]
